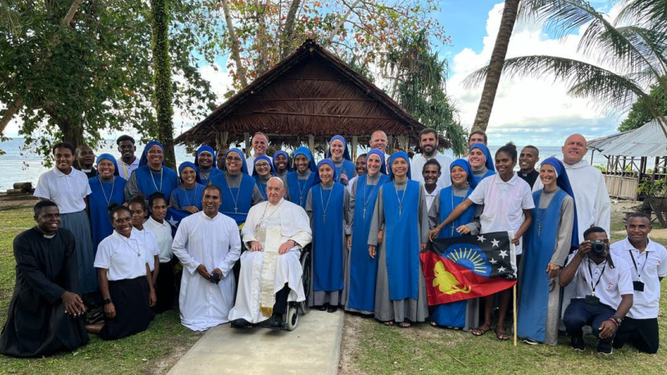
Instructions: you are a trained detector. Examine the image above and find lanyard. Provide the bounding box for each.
[628,250,648,280]
[587,259,606,296]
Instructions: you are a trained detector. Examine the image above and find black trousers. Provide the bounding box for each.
[613,317,659,354]
[563,298,616,345]
[154,261,175,313]
[273,284,291,315]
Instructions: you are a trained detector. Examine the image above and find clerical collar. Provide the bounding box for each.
[43,232,56,239]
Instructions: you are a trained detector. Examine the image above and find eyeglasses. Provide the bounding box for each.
[226,156,242,162]
[255,163,270,168]
[148,149,163,154]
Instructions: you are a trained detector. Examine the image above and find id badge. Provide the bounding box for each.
[633,281,645,292]
[585,295,600,305]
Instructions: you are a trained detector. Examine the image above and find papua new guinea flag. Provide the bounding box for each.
[420,231,517,306]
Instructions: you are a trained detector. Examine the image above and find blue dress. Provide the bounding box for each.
[89,176,126,253]
[208,172,255,225]
[311,183,346,293]
[286,171,315,209]
[170,184,205,212]
[134,165,178,199]
[332,159,356,184]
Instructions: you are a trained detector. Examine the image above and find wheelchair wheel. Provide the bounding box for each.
[285,305,299,331]
[299,251,311,315]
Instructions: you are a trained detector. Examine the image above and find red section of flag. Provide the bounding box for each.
[420,250,516,306]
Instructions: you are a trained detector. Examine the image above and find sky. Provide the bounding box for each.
[4,0,625,147]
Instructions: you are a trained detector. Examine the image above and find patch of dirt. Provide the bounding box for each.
[338,314,365,375]
[144,332,204,375]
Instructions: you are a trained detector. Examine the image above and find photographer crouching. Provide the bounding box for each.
[559,227,633,355]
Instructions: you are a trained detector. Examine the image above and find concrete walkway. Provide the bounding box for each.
[168,310,344,375]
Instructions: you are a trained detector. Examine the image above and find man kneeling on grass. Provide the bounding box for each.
[560,227,633,355]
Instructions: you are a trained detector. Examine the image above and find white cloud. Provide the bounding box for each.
[447,2,627,146]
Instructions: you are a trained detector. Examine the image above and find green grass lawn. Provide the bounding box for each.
[0,207,202,374]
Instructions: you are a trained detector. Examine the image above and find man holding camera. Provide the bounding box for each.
[610,213,667,354]
[560,227,633,355]
[172,185,242,331]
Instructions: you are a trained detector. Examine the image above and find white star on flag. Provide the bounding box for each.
[499,250,508,259]
[477,235,486,243]
[167,217,180,227]
[491,239,500,248]
[489,258,498,265]
[498,266,506,273]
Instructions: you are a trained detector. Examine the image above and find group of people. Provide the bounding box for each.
[0,129,664,359]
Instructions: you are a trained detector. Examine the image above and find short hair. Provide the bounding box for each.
[522,145,539,157]
[148,192,167,208]
[370,130,387,139]
[626,212,651,223]
[52,142,75,155]
[423,158,441,173]
[252,132,269,143]
[496,142,518,161]
[204,184,222,196]
[128,195,147,211]
[583,226,607,239]
[34,200,58,216]
[116,135,135,145]
[108,203,131,222]
[419,128,438,139]
[468,130,487,143]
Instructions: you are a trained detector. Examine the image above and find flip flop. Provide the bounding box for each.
[495,330,511,341]
[398,322,411,329]
[429,321,438,327]
[383,320,394,327]
[471,325,490,336]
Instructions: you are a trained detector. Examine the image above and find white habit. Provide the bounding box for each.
[228,199,312,324]
[172,211,241,331]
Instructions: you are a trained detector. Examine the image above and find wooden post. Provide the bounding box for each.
[216,131,229,150]
[308,134,315,153]
[244,132,250,157]
[513,284,518,347]
[351,136,358,160]
[387,135,394,154]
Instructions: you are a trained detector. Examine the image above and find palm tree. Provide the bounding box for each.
[471,0,521,133]
[465,0,667,134]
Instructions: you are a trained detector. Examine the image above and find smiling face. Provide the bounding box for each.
[422,164,440,186]
[252,134,268,156]
[225,152,243,175]
[539,164,557,189]
[370,131,387,151]
[35,205,61,234]
[147,145,164,169]
[128,202,147,228]
[519,147,539,172]
[181,166,197,187]
[450,165,468,187]
[274,153,288,173]
[266,178,285,205]
[318,164,334,185]
[495,151,516,180]
[75,145,95,168]
[391,157,409,179]
[53,147,74,173]
[366,154,382,176]
[562,134,587,165]
[254,159,272,178]
[468,148,486,170]
[355,156,367,176]
[294,154,310,173]
[202,187,222,216]
[626,216,652,244]
[118,140,136,159]
[98,159,116,179]
[330,139,344,160]
[150,197,168,222]
[112,209,133,237]
[198,151,213,169]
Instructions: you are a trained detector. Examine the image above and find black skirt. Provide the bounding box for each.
[99,277,154,340]
[154,261,175,313]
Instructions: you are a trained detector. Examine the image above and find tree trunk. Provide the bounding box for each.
[254,0,269,73]
[222,0,249,87]
[280,0,301,58]
[471,0,520,133]
[0,96,22,135]
[151,0,176,169]
[59,118,84,147]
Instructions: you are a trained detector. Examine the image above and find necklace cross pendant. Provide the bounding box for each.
[323,214,326,223]
[234,206,238,213]
[363,207,366,218]
[399,205,402,217]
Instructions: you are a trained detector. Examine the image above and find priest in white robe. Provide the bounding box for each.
[229,177,312,328]
[172,185,242,331]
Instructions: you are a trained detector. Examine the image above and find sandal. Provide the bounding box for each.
[398,322,411,329]
[383,320,394,327]
[495,329,511,341]
[429,321,438,327]
[471,324,490,336]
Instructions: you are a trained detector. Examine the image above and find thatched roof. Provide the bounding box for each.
[175,39,446,150]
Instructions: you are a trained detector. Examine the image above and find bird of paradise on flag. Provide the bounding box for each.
[420,232,517,306]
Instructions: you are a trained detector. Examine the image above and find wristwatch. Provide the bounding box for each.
[103,298,112,305]
[610,315,623,326]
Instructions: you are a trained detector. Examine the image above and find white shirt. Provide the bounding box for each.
[611,238,667,319]
[567,251,633,310]
[34,167,91,213]
[144,217,174,263]
[134,227,161,271]
[246,155,272,176]
[411,153,452,190]
[116,156,140,180]
[94,230,151,281]
[468,173,535,255]
[423,185,442,213]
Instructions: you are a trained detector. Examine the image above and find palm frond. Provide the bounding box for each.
[615,26,667,76]
[518,0,601,39]
[568,72,647,113]
[616,0,667,34]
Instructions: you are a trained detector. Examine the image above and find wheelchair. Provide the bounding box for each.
[283,245,311,331]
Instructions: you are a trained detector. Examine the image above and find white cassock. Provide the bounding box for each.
[228,198,312,324]
[172,212,241,331]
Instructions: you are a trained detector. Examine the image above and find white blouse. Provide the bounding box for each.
[34,167,91,213]
[94,230,151,281]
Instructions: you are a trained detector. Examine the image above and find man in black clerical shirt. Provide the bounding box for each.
[518,146,539,189]
[75,144,98,178]
[0,200,89,357]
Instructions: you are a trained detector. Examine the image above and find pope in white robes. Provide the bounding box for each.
[172,185,242,331]
[229,177,312,327]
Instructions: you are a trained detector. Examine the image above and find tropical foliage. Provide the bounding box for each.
[619,83,667,131]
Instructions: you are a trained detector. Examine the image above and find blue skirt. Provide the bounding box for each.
[61,210,97,294]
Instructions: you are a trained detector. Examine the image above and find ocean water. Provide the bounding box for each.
[0,138,607,191]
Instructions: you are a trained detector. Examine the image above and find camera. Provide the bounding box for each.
[590,240,606,256]
[210,273,221,284]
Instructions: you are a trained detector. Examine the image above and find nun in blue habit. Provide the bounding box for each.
[286,147,317,209]
[518,157,577,346]
[305,159,350,312]
[368,152,429,327]
[194,145,223,185]
[252,155,276,200]
[468,143,496,188]
[124,141,179,202]
[326,135,356,185]
[272,150,291,185]
[344,149,389,315]
[170,162,205,214]
[208,148,264,226]
[427,159,481,329]
[89,154,127,253]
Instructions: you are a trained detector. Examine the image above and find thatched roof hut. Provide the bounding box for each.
[175,39,445,157]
